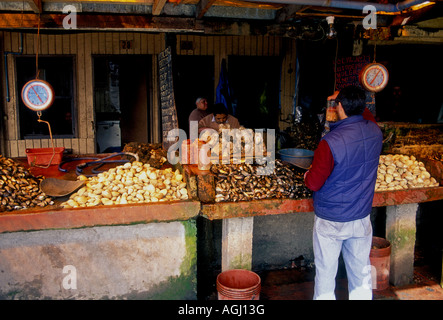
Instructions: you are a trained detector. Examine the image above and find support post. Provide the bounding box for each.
[385,203,418,287]
[441,253,443,289]
[221,217,254,271]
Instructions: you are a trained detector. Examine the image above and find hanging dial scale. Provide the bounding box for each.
[359,62,389,93]
[21,79,55,111]
[20,16,57,168]
[359,44,389,93]
[21,78,56,168]
[21,14,55,113]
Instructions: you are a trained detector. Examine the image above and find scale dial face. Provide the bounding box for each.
[360,63,389,93]
[21,79,55,111]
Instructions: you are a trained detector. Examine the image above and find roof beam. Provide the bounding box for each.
[275,4,305,22]
[0,13,205,32]
[152,0,167,15]
[26,0,42,13]
[196,0,217,19]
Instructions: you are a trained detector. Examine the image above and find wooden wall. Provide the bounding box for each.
[176,34,296,130]
[1,31,296,158]
[1,31,165,157]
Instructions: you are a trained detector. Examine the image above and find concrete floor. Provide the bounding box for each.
[257,264,443,300]
[206,249,443,300]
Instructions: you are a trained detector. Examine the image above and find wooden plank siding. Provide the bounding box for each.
[1,31,295,158]
[1,31,166,157]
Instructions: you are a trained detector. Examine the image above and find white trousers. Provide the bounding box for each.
[313,215,373,300]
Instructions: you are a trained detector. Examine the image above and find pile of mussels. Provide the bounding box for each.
[0,156,53,212]
[211,159,312,202]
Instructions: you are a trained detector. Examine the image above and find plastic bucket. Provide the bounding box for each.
[216,269,261,300]
[26,147,65,166]
[370,236,391,291]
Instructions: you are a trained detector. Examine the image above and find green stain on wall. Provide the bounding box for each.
[229,253,252,270]
[142,219,198,300]
[387,227,416,250]
[0,220,199,300]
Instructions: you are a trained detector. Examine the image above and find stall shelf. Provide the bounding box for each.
[0,200,200,234]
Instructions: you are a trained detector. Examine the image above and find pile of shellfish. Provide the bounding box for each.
[211,159,312,202]
[375,154,439,192]
[281,122,322,151]
[122,142,167,168]
[60,161,188,208]
[0,155,53,212]
[200,126,267,160]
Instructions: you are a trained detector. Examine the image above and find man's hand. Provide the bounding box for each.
[327,91,339,101]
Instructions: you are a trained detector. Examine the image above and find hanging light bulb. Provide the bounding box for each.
[326,16,337,39]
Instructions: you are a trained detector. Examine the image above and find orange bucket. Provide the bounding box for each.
[216,269,261,300]
[370,236,391,291]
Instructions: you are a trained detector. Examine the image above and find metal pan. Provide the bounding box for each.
[40,178,85,197]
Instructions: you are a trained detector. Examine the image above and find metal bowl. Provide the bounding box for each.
[277,148,314,169]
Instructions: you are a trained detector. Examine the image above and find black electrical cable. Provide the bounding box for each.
[58,152,139,177]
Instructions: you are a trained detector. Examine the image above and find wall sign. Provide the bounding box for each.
[335,54,376,115]
[158,47,179,150]
[335,55,371,90]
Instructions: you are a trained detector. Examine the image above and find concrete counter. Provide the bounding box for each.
[0,200,200,299]
[199,187,443,287]
[0,157,201,300]
[0,200,200,234]
[0,220,198,300]
[199,186,443,220]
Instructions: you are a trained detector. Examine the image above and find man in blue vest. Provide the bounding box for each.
[305,85,383,300]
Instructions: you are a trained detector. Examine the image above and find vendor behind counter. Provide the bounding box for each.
[198,103,241,133]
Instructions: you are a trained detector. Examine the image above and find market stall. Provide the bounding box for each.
[0,150,200,299]
[0,0,442,303]
[183,125,443,287]
[1,135,440,299]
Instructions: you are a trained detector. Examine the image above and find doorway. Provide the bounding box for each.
[173,55,214,136]
[228,56,281,130]
[93,55,151,153]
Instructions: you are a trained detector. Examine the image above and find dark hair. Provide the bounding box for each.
[335,85,366,116]
[213,103,228,116]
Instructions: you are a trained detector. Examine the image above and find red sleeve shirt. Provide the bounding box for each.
[362,107,377,124]
[304,139,334,191]
[304,108,377,192]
